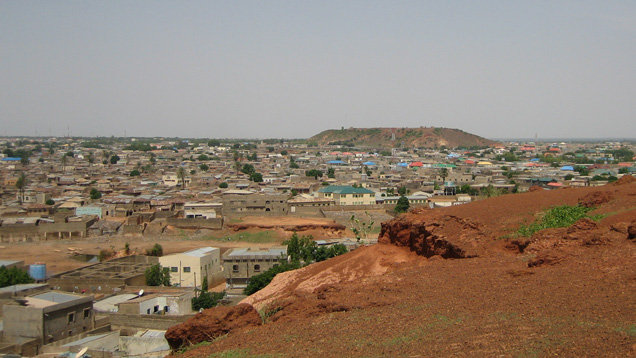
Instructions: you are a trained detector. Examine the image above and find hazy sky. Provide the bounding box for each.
[1,1,635,139]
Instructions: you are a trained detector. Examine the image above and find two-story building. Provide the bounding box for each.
[159,247,224,288]
[317,186,376,206]
[222,247,287,289]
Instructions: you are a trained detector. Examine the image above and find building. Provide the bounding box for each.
[2,291,94,350]
[317,185,376,206]
[222,193,289,216]
[183,202,221,219]
[116,290,194,315]
[159,247,224,288]
[222,247,287,289]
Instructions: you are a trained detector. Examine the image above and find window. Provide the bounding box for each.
[171,267,178,272]
[254,264,261,272]
[232,265,239,272]
[183,267,191,273]
[83,308,90,319]
[67,312,75,324]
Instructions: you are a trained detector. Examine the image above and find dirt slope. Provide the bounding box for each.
[309,127,498,148]
[168,177,636,357]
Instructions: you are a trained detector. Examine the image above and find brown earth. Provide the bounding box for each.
[226,216,347,237]
[168,177,636,358]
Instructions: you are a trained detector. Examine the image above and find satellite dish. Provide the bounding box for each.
[76,347,88,358]
[138,289,144,296]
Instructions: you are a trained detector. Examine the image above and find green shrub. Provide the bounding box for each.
[517,205,593,237]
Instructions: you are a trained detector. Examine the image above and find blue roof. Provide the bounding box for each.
[1,157,21,161]
[530,158,540,162]
[362,161,376,166]
[397,162,408,167]
[560,166,574,171]
[327,160,346,164]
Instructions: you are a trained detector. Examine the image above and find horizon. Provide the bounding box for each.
[2,2,636,139]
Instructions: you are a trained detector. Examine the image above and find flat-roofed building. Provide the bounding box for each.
[2,291,94,351]
[159,247,223,288]
[222,247,287,289]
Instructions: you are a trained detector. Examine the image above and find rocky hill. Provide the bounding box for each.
[308,127,498,148]
[166,176,636,357]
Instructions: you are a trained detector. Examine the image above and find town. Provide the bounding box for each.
[0,131,635,357]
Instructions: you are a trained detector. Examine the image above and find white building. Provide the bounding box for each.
[159,247,224,288]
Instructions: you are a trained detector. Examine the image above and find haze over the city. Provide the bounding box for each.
[1,1,635,139]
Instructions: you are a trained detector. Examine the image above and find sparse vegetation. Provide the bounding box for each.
[517,205,594,237]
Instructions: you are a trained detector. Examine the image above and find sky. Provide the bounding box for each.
[1,1,635,140]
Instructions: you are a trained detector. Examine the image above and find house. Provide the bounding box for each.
[116,290,194,315]
[221,193,288,216]
[222,247,287,289]
[159,247,224,288]
[317,185,376,206]
[2,291,94,352]
[183,202,222,219]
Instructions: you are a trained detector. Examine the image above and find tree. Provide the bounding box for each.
[145,243,163,257]
[15,172,27,204]
[395,196,410,213]
[350,212,374,243]
[130,169,141,176]
[241,164,256,175]
[192,291,225,311]
[249,172,263,182]
[199,163,209,172]
[327,167,335,178]
[46,199,55,205]
[90,188,102,200]
[197,154,209,161]
[208,139,220,147]
[397,186,407,196]
[176,166,187,189]
[0,266,34,288]
[219,182,228,188]
[145,264,170,286]
[110,154,120,164]
[61,154,68,171]
[305,169,323,179]
[280,150,288,156]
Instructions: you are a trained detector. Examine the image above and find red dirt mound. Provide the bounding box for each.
[240,244,420,311]
[578,191,613,207]
[612,174,636,185]
[165,303,261,350]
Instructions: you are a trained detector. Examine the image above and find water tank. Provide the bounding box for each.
[29,263,47,280]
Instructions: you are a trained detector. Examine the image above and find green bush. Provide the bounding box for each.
[517,205,593,237]
[192,291,225,311]
[0,266,34,288]
[243,261,301,296]
[145,264,171,286]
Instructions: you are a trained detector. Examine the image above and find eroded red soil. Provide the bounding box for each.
[168,178,636,357]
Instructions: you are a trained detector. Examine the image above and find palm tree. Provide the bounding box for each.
[15,172,26,204]
[61,155,67,172]
[176,166,187,189]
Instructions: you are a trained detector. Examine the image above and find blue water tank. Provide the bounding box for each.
[29,263,47,280]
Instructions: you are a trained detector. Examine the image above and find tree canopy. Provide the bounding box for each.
[145,264,171,286]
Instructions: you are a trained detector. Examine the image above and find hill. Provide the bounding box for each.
[166,176,636,357]
[308,127,498,148]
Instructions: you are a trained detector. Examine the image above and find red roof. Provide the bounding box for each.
[409,161,423,167]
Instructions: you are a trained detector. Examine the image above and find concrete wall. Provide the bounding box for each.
[2,305,43,343]
[166,217,223,230]
[106,313,193,330]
